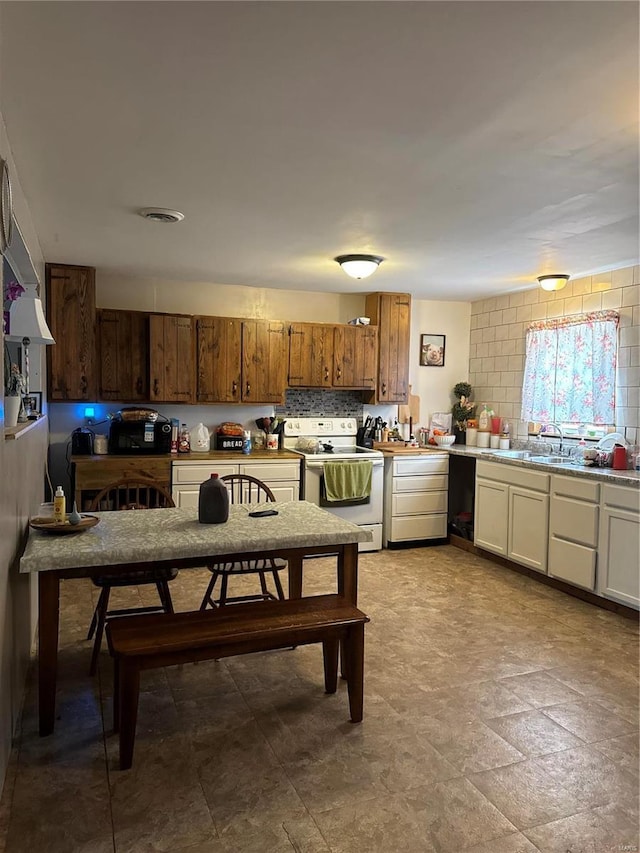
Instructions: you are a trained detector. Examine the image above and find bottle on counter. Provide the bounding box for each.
[178,424,191,453]
[242,430,252,455]
[198,474,230,524]
[53,486,66,524]
[478,405,491,431]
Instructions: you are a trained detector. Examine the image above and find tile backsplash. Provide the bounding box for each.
[468,265,640,443]
[276,389,365,419]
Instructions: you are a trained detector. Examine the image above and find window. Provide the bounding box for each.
[521,311,619,427]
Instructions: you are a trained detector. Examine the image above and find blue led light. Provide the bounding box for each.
[84,406,95,419]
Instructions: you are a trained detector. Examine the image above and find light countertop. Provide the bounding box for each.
[377,442,639,487]
[20,501,371,573]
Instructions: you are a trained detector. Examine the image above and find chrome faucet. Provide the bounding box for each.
[540,422,564,453]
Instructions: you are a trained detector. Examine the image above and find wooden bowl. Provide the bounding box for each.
[29,515,100,535]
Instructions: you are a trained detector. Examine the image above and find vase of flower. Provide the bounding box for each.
[451,381,476,443]
[4,362,26,427]
[4,395,21,427]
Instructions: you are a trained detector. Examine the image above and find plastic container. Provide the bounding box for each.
[53,486,66,524]
[178,424,191,453]
[612,445,628,471]
[491,416,501,434]
[198,474,230,524]
[192,423,211,452]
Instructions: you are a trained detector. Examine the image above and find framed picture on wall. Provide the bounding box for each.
[420,334,445,367]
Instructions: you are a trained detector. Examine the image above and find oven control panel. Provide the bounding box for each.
[284,418,357,436]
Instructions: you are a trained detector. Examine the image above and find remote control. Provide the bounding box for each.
[248,509,279,518]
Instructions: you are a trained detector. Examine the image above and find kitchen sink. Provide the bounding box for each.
[490,450,532,459]
[528,455,568,464]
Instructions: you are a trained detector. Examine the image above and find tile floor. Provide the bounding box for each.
[0,545,638,853]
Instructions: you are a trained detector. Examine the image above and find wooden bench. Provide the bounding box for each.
[106,594,370,769]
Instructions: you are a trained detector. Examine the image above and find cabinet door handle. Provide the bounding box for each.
[324,366,329,381]
[153,378,159,396]
[336,367,341,380]
[381,382,387,396]
[245,381,250,396]
[232,380,238,395]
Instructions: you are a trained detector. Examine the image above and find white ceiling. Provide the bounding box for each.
[1,1,638,301]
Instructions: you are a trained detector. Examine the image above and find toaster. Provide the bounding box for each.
[71,427,95,455]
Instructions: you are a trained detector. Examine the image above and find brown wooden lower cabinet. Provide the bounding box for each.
[72,456,172,511]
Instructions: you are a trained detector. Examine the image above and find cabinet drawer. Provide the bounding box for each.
[551,474,599,503]
[393,474,448,493]
[602,484,640,512]
[172,463,239,484]
[392,491,447,516]
[393,456,448,476]
[74,458,171,490]
[550,494,599,547]
[548,535,596,590]
[240,461,301,482]
[390,514,447,541]
[476,460,549,492]
[171,487,200,509]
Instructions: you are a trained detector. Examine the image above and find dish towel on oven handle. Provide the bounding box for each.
[323,460,373,502]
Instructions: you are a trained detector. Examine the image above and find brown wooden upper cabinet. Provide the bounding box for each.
[197,317,242,403]
[197,317,288,404]
[149,313,194,403]
[98,309,149,402]
[288,322,377,390]
[365,292,411,403]
[333,324,377,390]
[288,323,334,388]
[46,263,97,401]
[243,320,288,403]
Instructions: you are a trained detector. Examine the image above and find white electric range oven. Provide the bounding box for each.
[283,417,383,551]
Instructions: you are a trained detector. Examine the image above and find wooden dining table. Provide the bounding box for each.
[19,500,371,736]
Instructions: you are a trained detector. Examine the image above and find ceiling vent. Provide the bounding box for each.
[139,208,185,223]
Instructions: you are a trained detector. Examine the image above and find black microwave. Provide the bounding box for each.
[108,419,172,455]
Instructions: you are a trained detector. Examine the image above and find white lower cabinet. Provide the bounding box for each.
[475,461,550,573]
[598,484,640,608]
[508,485,549,572]
[475,479,509,555]
[383,454,448,546]
[172,459,301,509]
[548,475,599,590]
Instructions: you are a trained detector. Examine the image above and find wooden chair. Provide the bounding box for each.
[86,478,178,675]
[199,474,287,609]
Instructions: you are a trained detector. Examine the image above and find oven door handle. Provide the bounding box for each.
[305,459,384,468]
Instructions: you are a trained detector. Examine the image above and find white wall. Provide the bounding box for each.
[410,298,472,432]
[97,273,365,324]
[0,107,48,798]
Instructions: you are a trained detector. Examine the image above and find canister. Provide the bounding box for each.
[94,434,108,455]
[477,431,490,448]
[490,434,500,448]
[466,427,478,447]
[499,437,510,450]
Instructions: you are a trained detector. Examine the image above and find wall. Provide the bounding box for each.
[468,265,640,441]
[409,299,472,434]
[0,104,48,798]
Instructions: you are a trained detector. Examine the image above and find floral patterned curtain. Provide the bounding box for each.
[521,311,619,424]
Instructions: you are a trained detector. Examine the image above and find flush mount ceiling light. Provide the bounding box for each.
[335,254,385,280]
[537,274,570,292]
[139,208,185,223]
